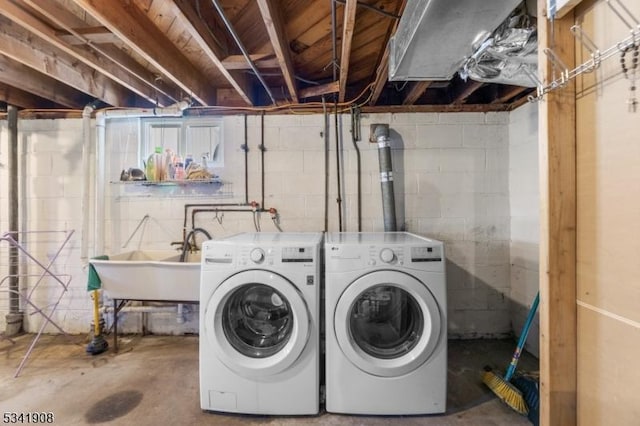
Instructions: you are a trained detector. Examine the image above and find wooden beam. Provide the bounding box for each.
[0,54,87,108]
[256,0,298,103]
[403,81,431,105]
[172,0,253,105]
[491,85,529,104]
[338,0,357,102]
[3,0,173,106]
[55,26,120,44]
[452,80,484,104]
[0,81,60,109]
[70,0,216,106]
[222,54,280,70]
[538,0,577,423]
[369,0,407,106]
[299,81,340,98]
[552,0,583,19]
[0,15,141,107]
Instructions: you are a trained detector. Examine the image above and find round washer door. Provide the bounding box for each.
[334,270,442,377]
[204,269,310,378]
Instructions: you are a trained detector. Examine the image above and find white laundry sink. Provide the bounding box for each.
[90,250,201,302]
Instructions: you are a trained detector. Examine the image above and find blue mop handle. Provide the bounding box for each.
[505,292,540,381]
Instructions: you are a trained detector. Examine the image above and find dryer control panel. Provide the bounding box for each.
[410,246,443,263]
[203,244,316,268]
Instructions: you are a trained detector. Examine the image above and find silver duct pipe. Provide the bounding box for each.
[372,124,397,232]
[6,104,23,335]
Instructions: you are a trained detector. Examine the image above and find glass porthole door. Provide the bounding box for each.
[204,270,310,378]
[334,270,442,377]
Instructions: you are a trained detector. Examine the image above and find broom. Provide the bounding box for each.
[483,292,539,415]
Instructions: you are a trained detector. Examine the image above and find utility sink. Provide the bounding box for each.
[90,250,201,302]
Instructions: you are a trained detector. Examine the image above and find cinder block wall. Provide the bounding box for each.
[0,111,529,339]
[508,102,540,357]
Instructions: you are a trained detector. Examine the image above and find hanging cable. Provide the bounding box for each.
[243,114,249,204]
[323,97,329,233]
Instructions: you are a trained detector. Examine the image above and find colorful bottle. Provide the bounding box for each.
[145,147,162,181]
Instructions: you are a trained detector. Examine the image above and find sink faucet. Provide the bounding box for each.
[180,227,212,262]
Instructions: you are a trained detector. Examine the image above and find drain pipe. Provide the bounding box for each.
[5,105,23,336]
[372,124,397,232]
[80,102,96,260]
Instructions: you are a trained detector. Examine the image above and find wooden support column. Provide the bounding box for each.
[538,0,577,424]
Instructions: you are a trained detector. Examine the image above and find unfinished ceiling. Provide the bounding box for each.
[0,0,536,115]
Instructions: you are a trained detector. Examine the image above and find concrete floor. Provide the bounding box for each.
[0,334,538,425]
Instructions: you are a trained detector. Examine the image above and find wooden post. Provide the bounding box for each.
[537,1,577,424]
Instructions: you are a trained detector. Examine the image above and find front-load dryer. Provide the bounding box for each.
[325,232,447,415]
[199,232,323,415]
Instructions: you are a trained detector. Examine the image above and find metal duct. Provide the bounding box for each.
[372,124,397,232]
[459,5,538,87]
[389,0,523,81]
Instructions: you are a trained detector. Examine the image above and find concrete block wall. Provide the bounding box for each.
[508,102,540,357]
[0,111,528,339]
[0,121,7,331]
[0,119,89,334]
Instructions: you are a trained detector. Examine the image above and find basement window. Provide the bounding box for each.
[140,117,224,169]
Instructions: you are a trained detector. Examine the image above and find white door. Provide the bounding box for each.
[334,270,442,377]
[204,269,310,378]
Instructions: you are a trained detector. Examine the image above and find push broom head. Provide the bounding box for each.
[482,370,529,415]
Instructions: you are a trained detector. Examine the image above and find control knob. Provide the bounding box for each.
[380,248,395,263]
[250,248,265,263]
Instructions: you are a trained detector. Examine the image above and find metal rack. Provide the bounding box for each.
[0,230,74,377]
[528,0,640,103]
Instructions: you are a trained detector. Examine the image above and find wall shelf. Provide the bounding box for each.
[110,178,233,199]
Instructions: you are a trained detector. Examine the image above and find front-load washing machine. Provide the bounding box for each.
[325,232,447,415]
[199,232,323,415]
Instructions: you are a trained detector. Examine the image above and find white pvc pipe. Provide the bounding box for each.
[91,100,190,257]
[80,104,95,260]
[100,305,178,314]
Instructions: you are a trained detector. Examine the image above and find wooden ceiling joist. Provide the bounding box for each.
[452,80,484,104]
[222,54,280,70]
[70,0,216,106]
[0,82,60,109]
[403,81,432,105]
[338,0,357,103]
[0,16,142,107]
[0,54,88,108]
[491,85,529,104]
[1,0,173,107]
[299,81,340,99]
[257,0,299,103]
[172,0,254,106]
[369,0,407,106]
[55,26,120,45]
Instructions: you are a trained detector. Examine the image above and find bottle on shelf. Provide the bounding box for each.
[174,155,185,180]
[184,154,193,172]
[165,149,175,180]
[145,147,162,181]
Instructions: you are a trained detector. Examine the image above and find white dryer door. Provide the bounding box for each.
[204,269,310,378]
[334,270,442,377]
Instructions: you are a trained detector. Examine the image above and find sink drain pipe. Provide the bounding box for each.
[372,124,397,232]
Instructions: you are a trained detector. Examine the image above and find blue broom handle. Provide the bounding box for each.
[505,292,540,381]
